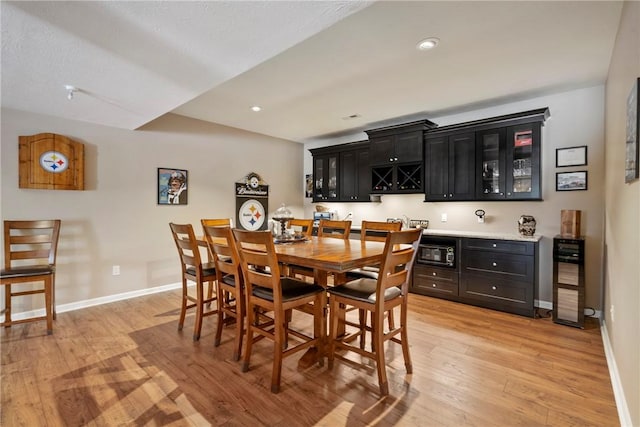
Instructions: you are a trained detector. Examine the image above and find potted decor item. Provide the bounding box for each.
[518,215,536,236]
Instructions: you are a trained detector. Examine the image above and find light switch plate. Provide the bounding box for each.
[441,213,447,222]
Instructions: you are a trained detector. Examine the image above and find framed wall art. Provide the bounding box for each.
[556,145,587,167]
[625,77,639,183]
[556,171,588,191]
[158,168,188,205]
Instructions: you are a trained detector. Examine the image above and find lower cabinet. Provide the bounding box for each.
[411,236,538,317]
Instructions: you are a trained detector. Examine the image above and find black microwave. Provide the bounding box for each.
[417,243,455,267]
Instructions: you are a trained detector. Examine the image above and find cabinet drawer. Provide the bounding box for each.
[412,264,458,296]
[462,238,534,255]
[460,274,533,308]
[462,251,534,281]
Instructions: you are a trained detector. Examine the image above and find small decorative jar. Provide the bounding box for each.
[518,215,536,236]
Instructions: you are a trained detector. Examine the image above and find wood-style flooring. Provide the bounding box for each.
[1,290,619,426]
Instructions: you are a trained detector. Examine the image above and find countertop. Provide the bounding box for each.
[420,228,542,242]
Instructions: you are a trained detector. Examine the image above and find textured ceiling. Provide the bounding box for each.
[1,1,623,143]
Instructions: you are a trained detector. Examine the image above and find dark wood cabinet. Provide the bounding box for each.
[367,119,436,194]
[460,237,538,317]
[424,108,549,202]
[411,264,459,297]
[424,131,475,201]
[339,145,370,202]
[310,141,370,203]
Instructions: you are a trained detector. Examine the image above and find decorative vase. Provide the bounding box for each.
[518,215,536,236]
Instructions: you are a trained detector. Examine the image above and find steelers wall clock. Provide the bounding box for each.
[235,172,268,231]
[19,133,85,190]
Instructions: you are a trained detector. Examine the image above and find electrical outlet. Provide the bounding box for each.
[112,265,120,276]
[441,213,447,222]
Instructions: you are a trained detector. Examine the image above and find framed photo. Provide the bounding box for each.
[158,168,188,205]
[625,77,639,183]
[556,171,588,191]
[556,146,587,167]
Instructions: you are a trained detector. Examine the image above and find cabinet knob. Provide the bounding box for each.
[432,284,437,288]
[449,193,453,197]
[492,243,497,248]
[389,157,394,162]
[491,286,497,290]
[394,157,398,161]
[443,194,447,198]
[507,192,511,196]
[432,272,437,276]
[492,262,497,267]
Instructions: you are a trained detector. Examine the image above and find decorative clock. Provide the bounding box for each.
[19,133,85,190]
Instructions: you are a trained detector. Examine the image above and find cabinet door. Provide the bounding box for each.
[425,136,449,201]
[313,155,338,201]
[506,123,541,200]
[449,132,476,200]
[394,131,423,163]
[339,149,370,201]
[369,136,394,165]
[476,128,506,199]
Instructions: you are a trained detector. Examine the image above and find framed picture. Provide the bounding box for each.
[305,174,313,198]
[556,171,588,191]
[556,146,587,167]
[625,77,639,183]
[158,168,188,205]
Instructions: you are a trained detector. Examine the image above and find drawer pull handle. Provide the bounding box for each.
[491,286,497,290]
[492,243,497,248]
[492,262,497,267]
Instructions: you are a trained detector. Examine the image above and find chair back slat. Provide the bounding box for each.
[201,223,241,278]
[318,219,351,239]
[4,220,61,269]
[169,223,204,275]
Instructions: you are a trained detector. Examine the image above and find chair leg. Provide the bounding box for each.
[387,307,395,330]
[3,284,11,328]
[328,298,341,369]
[232,299,244,361]
[241,302,255,372]
[271,309,285,393]
[214,288,225,347]
[358,308,366,349]
[44,277,53,335]
[52,273,57,320]
[193,281,204,341]
[400,304,412,374]
[374,309,389,396]
[178,279,188,332]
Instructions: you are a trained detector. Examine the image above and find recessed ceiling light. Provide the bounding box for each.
[416,37,440,51]
[251,105,262,112]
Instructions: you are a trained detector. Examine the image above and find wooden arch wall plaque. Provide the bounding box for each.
[19,133,85,190]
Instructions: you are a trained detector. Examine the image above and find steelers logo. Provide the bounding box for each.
[239,199,265,230]
[39,151,69,173]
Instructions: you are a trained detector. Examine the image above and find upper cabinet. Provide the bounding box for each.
[424,108,549,202]
[366,120,437,194]
[310,141,370,203]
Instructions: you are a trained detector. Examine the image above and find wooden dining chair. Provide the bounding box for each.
[285,218,314,237]
[201,222,245,361]
[169,222,218,341]
[327,228,422,396]
[317,219,352,239]
[1,220,61,335]
[232,229,326,393]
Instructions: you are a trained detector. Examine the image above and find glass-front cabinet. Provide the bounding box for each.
[313,154,338,202]
[477,122,542,200]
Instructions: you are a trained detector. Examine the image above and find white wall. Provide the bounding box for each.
[304,85,606,310]
[603,1,640,425]
[1,110,304,311]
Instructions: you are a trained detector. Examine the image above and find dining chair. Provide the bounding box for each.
[285,218,314,238]
[232,229,326,393]
[201,222,245,361]
[1,220,61,334]
[169,222,218,341]
[327,228,422,396]
[317,219,352,239]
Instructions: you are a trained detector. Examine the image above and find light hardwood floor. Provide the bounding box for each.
[1,290,619,426]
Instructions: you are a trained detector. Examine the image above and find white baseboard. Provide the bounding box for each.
[1,282,182,322]
[600,319,633,426]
